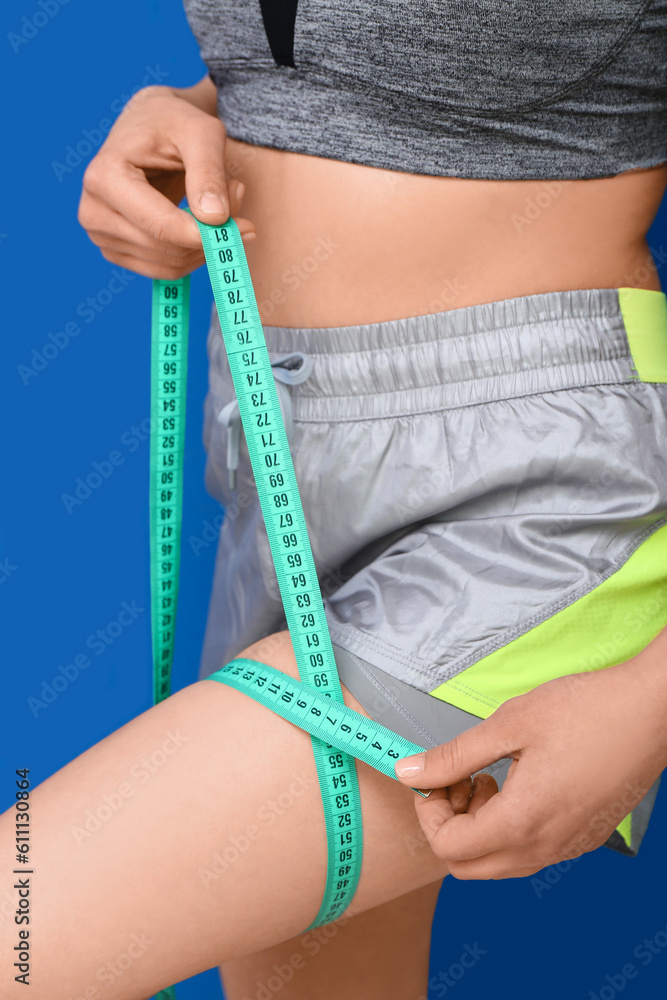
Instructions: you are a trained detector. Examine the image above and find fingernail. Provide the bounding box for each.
[241,231,256,243]
[200,191,227,215]
[395,753,425,777]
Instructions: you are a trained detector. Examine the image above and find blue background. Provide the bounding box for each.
[2,2,666,998]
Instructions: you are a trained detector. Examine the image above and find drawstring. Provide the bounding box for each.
[217,352,314,490]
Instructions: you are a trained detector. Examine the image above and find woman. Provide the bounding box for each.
[3,2,667,997]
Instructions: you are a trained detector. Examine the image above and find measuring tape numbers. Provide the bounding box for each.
[149,222,364,931]
[149,215,431,996]
[150,276,190,706]
[212,658,433,789]
[149,274,189,1000]
[195,216,365,931]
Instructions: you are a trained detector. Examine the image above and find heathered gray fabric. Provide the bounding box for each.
[182,0,667,180]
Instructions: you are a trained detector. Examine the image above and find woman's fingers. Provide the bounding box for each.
[400,665,663,879]
[100,89,232,242]
[98,248,198,281]
[83,157,204,249]
[82,179,253,254]
[446,849,543,881]
[99,220,257,278]
[466,772,499,816]
[86,216,205,266]
[78,87,258,274]
[395,704,520,791]
[80,190,196,257]
[444,774,545,879]
[97,238,203,269]
[82,186,256,279]
[446,776,473,814]
[178,114,231,225]
[412,774,513,863]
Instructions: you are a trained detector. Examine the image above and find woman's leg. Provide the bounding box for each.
[218,880,443,1000]
[0,630,451,1000]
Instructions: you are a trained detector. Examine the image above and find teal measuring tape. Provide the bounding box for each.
[150,276,189,705]
[149,271,190,1000]
[197,214,365,932]
[149,214,430,998]
[211,658,434,784]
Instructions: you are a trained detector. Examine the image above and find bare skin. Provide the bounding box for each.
[217,882,442,1000]
[3,627,666,998]
[4,74,664,999]
[78,77,666,325]
[221,134,667,329]
[1,632,460,999]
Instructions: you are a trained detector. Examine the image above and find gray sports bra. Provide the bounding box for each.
[182,0,667,180]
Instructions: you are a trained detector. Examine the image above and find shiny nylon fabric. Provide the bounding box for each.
[198,287,667,701]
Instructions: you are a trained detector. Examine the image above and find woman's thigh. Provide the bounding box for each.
[0,629,450,1000]
[218,880,444,1000]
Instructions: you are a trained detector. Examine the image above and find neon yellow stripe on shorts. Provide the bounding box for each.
[429,523,667,852]
[428,288,667,853]
[428,522,667,717]
[618,286,667,383]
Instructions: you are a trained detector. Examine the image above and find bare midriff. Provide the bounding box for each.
[223,136,666,329]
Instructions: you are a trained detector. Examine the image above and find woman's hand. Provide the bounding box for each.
[394,637,667,879]
[77,80,257,279]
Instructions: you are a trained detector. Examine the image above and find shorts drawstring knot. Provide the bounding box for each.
[217,352,314,490]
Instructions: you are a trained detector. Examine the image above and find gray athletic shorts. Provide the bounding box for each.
[197,286,667,858]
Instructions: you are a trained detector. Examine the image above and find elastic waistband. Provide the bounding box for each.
[212,287,667,422]
[260,287,667,421]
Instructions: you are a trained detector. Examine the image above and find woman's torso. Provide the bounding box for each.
[183,0,667,327]
[226,139,667,328]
